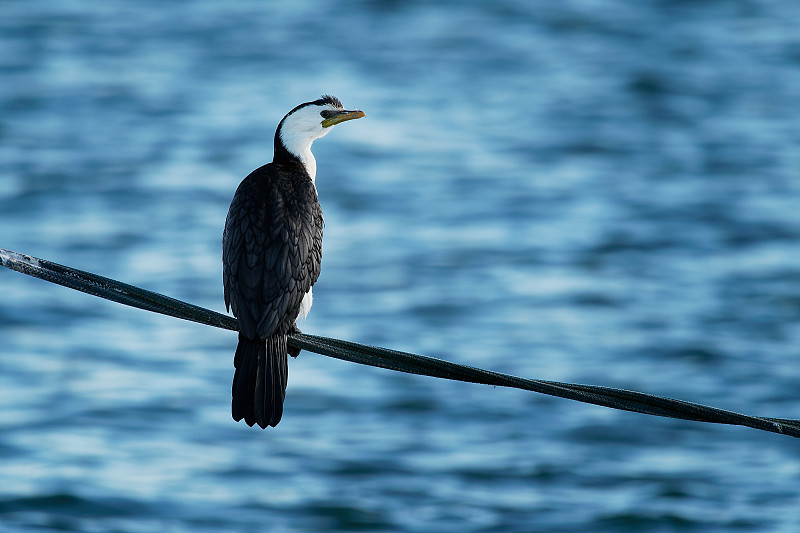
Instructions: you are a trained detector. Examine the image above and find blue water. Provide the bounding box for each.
[2,1,800,531]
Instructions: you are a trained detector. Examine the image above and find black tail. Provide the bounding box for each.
[231,334,288,428]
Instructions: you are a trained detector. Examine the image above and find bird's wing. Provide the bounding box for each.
[223,164,323,340]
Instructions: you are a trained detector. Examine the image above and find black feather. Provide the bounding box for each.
[254,335,288,428]
[232,335,262,426]
[223,151,323,428]
[315,94,343,109]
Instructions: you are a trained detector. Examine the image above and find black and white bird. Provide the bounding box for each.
[223,95,365,428]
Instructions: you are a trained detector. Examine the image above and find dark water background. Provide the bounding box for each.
[2,1,800,531]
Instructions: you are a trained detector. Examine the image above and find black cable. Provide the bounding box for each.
[2,247,798,438]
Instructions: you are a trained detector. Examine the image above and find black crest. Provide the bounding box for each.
[313,94,343,109]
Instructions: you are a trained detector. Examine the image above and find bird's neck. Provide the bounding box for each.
[274,128,327,183]
[290,146,316,182]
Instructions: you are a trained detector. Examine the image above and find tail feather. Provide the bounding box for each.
[232,334,288,428]
[254,336,288,428]
[232,335,260,426]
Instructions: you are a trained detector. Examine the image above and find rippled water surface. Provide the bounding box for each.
[2,1,800,531]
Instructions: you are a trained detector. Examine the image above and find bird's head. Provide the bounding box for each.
[274,95,365,176]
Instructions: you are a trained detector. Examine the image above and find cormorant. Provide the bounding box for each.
[223,95,365,428]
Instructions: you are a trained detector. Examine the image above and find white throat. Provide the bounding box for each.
[278,106,334,182]
[283,135,317,181]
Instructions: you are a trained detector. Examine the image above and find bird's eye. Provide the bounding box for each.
[320,110,333,119]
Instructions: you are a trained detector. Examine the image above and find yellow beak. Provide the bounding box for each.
[321,109,366,128]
